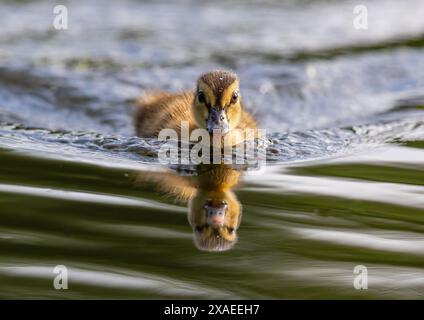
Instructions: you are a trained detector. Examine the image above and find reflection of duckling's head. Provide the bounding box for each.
[192,70,242,135]
[188,190,242,252]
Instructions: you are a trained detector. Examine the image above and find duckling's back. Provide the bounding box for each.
[134,91,197,137]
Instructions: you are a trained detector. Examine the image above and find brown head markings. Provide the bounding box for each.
[198,70,238,105]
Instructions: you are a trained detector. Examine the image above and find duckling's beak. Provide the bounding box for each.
[207,108,229,135]
[204,200,227,229]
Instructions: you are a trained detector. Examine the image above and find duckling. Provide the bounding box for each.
[134,70,258,146]
[188,165,242,252]
[136,164,243,252]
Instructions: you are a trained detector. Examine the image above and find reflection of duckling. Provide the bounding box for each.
[136,164,242,252]
[134,70,257,145]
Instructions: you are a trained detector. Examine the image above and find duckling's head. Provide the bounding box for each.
[188,190,242,252]
[193,70,242,135]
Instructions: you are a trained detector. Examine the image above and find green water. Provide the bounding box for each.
[1,142,423,299]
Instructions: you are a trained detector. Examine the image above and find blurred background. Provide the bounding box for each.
[0,0,423,299]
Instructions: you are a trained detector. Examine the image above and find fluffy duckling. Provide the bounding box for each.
[134,70,257,145]
[136,164,243,252]
[188,165,242,252]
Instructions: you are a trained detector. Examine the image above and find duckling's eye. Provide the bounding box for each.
[197,91,206,104]
[231,92,238,104]
[195,226,205,233]
[227,227,235,234]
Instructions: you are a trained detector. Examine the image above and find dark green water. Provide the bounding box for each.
[1,142,423,299]
[1,0,424,299]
